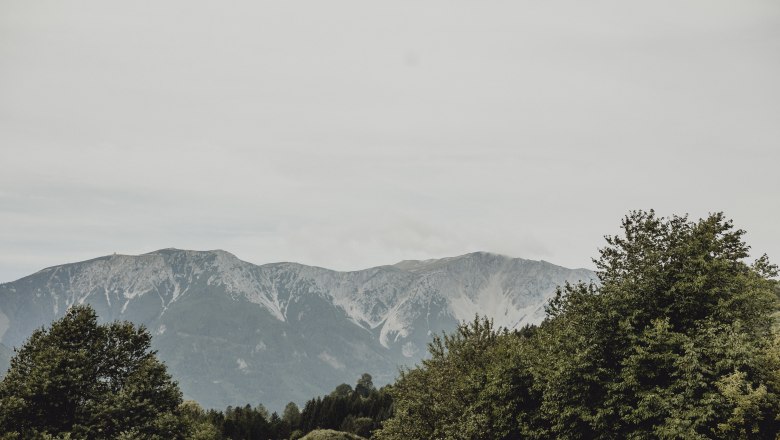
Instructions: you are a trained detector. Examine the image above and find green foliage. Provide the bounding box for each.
[200,373,391,439]
[376,318,538,440]
[214,404,274,439]
[379,317,482,438]
[355,374,375,398]
[0,305,188,439]
[377,211,780,439]
[179,401,221,440]
[299,429,367,440]
[283,402,303,429]
[331,384,354,398]
[298,375,393,436]
[339,415,373,438]
[533,211,780,439]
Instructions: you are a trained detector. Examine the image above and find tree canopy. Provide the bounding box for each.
[0,305,188,439]
[377,211,780,439]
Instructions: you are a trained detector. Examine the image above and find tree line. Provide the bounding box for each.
[182,375,393,439]
[1,210,779,439]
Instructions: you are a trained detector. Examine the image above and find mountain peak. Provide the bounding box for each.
[457,251,513,260]
[144,248,237,258]
[393,251,516,272]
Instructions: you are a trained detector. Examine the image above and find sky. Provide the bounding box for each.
[1,0,779,283]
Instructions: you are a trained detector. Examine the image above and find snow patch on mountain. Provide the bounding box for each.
[378,299,414,348]
[208,253,287,321]
[401,341,419,358]
[253,341,266,353]
[318,352,345,370]
[447,274,544,330]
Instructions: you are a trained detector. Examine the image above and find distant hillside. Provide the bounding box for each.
[0,249,595,410]
[0,343,11,379]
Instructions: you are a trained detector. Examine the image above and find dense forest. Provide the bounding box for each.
[1,211,779,439]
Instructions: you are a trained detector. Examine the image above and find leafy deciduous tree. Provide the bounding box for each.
[377,211,780,440]
[0,305,188,439]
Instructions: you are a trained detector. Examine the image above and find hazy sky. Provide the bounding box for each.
[1,0,779,282]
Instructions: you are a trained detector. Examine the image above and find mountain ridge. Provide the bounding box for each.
[21,249,590,280]
[0,249,596,410]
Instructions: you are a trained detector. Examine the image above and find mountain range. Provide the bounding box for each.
[0,249,596,410]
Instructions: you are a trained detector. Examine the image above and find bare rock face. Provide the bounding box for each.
[0,249,595,410]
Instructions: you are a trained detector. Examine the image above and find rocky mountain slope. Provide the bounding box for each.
[0,249,595,410]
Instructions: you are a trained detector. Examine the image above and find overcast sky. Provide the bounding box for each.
[1,0,779,282]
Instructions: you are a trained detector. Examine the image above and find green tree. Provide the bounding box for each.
[376,317,524,440]
[179,401,221,440]
[283,401,303,430]
[339,415,373,438]
[377,211,780,439]
[331,384,353,398]
[355,374,375,398]
[0,305,189,439]
[534,211,780,438]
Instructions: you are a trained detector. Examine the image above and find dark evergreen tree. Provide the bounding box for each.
[270,411,290,439]
[292,377,392,438]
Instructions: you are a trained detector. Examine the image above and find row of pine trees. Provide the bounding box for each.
[189,375,393,439]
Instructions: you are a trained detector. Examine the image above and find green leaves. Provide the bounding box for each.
[377,211,780,439]
[0,305,188,439]
[535,212,780,438]
[376,317,536,440]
